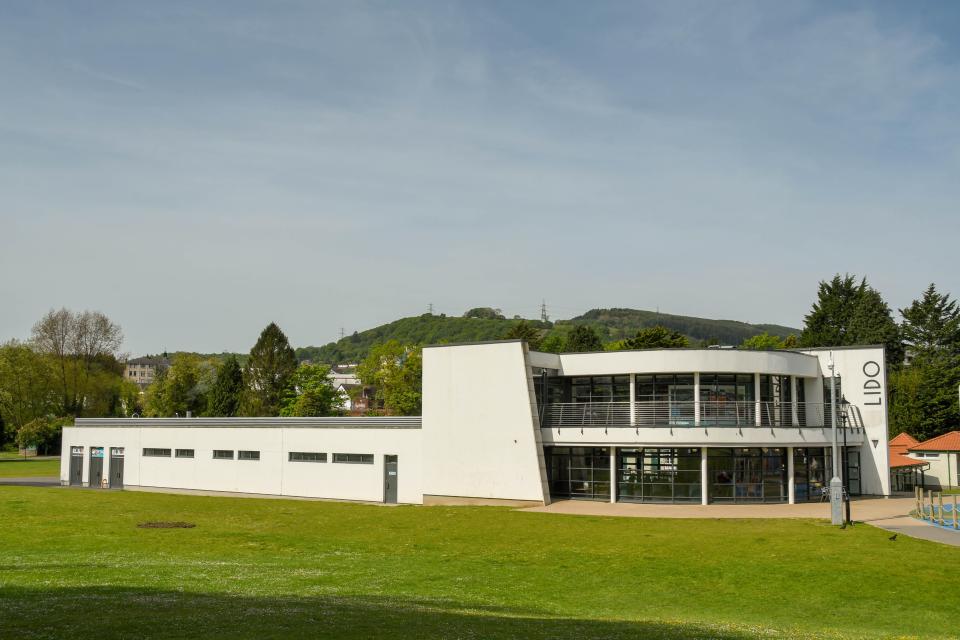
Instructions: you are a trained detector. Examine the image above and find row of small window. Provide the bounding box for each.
[142,448,372,464]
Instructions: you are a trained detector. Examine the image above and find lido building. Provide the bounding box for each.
[61,341,891,506]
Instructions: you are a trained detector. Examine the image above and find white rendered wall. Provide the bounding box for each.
[556,349,820,377]
[801,347,891,496]
[908,452,958,490]
[61,425,422,503]
[421,341,546,503]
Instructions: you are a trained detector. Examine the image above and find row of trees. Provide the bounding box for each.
[502,321,692,352]
[143,323,342,418]
[791,275,958,440]
[143,324,423,418]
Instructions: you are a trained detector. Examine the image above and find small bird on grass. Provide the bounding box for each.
[888,534,898,541]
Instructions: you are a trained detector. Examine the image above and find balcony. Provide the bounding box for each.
[540,401,863,431]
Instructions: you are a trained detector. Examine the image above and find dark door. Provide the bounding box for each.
[89,447,104,488]
[110,448,125,488]
[384,455,398,504]
[69,447,84,486]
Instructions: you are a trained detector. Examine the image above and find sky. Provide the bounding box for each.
[2,1,959,355]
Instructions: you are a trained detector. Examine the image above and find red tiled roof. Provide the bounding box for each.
[889,433,919,448]
[889,452,928,469]
[889,433,920,458]
[909,431,960,452]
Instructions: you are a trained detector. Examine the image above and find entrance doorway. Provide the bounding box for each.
[384,455,398,504]
[89,447,104,488]
[69,447,84,486]
[110,448,125,488]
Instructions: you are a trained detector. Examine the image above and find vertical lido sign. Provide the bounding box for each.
[862,360,882,406]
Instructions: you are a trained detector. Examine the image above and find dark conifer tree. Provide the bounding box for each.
[208,355,244,417]
[243,323,297,416]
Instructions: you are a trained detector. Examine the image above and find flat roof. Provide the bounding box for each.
[73,417,421,429]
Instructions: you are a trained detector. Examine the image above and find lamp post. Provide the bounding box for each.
[841,400,851,525]
[828,354,843,526]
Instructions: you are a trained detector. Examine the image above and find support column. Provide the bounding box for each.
[790,377,799,427]
[694,372,701,427]
[629,374,636,426]
[754,373,762,426]
[787,446,795,504]
[701,447,709,505]
[610,447,617,504]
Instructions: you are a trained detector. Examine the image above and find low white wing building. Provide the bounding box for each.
[62,341,890,506]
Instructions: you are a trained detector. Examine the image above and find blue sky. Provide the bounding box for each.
[2,1,959,354]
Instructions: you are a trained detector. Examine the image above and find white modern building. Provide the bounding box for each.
[61,341,890,506]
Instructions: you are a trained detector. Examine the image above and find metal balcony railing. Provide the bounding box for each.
[540,401,864,431]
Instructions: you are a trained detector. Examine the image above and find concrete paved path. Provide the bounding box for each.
[868,516,960,547]
[523,497,916,520]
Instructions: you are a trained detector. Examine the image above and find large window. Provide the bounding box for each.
[793,447,860,501]
[143,448,171,457]
[709,448,786,503]
[333,453,374,464]
[213,450,234,460]
[618,448,701,503]
[175,449,194,458]
[546,447,610,500]
[569,376,630,403]
[289,452,327,463]
[759,375,794,426]
[822,376,843,428]
[238,450,260,461]
[635,374,695,425]
[699,374,755,426]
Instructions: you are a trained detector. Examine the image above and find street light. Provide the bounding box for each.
[828,354,843,526]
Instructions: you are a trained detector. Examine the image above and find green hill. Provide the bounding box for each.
[560,308,799,345]
[295,314,550,364]
[296,309,800,363]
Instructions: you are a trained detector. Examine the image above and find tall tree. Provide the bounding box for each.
[564,325,603,352]
[356,340,422,416]
[500,321,544,350]
[207,355,244,417]
[0,341,58,443]
[538,333,565,353]
[613,325,689,350]
[740,333,799,350]
[144,354,215,417]
[899,283,960,363]
[280,364,342,417]
[243,323,297,416]
[30,308,123,416]
[740,333,785,350]
[888,283,960,440]
[800,274,903,368]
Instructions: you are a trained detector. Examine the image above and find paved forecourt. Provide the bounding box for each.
[522,496,915,520]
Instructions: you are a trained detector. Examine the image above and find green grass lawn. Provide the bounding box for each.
[0,457,59,477]
[1,487,958,640]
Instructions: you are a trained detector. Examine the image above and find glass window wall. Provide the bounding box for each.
[635,374,695,425]
[699,374,755,426]
[618,448,701,503]
[546,447,610,501]
[793,447,860,501]
[708,448,787,502]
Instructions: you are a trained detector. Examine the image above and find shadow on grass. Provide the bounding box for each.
[0,586,769,639]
